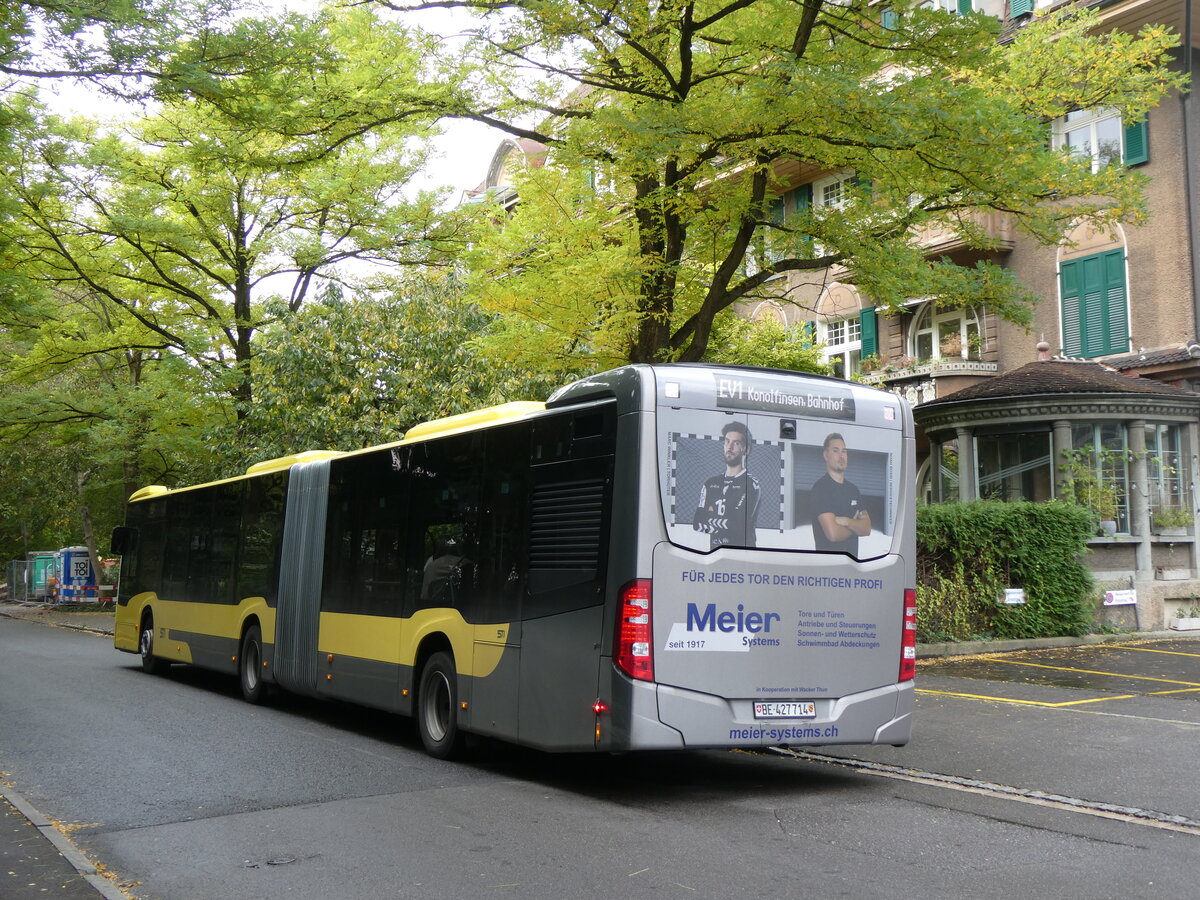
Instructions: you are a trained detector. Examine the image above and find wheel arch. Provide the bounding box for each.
[414,632,455,685]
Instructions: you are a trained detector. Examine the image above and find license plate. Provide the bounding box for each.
[753,701,816,719]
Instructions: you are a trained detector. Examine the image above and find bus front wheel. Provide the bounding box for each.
[239,624,268,705]
[417,651,465,759]
[139,616,167,675]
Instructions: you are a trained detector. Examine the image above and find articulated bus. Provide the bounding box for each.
[112,364,916,757]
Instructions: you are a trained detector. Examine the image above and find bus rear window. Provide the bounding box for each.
[657,374,904,559]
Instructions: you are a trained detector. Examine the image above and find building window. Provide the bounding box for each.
[1145,423,1189,524]
[814,172,854,211]
[1067,423,1129,533]
[821,316,861,379]
[976,431,1053,504]
[910,303,981,361]
[923,0,971,12]
[1059,249,1128,358]
[1051,108,1148,171]
[934,439,960,503]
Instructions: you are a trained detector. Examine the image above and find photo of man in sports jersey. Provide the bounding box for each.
[810,431,871,555]
[693,421,762,549]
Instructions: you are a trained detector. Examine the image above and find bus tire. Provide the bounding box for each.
[139,615,168,675]
[417,651,465,760]
[239,624,268,705]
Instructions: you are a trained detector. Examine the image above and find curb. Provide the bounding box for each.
[0,784,128,900]
[917,629,1200,660]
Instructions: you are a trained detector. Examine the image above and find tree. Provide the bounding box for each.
[385,0,1184,364]
[1,6,472,431]
[0,277,229,569]
[245,275,560,462]
[2,0,242,93]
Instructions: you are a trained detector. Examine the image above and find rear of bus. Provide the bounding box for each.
[583,364,915,751]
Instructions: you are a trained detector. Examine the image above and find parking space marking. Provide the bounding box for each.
[1147,687,1200,696]
[982,657,1200,689]
[917,688,1136,708]
[917,689,1200,726]
[1103,644,1200,659]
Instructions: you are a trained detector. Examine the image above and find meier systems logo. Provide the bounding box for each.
[664,603,783,652]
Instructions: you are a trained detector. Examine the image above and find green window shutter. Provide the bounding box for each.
[790,184,813,256]
[801,320,818,347]
[1123,117,1149,166]
[1060,250,1128,358]
[1102,249,1129,354]
[791,183,812,212]
[860,307,878,358]
[956,0,972,13]
[881,8,898,29]
[1011,0,1033,16]
[1060,260,1082,356]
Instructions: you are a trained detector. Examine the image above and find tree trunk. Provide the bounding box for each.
[75,470,103,595]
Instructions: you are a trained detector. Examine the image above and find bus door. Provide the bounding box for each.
[464,427,526,741]
[517,404,616,750]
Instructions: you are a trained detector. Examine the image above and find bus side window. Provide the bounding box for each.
[323,453,408,618]
[473,424,530,625]
[238,472,286,605]
[404,433,482,618]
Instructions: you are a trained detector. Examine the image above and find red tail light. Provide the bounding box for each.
[899,588,917,682]
[615,579,654,682]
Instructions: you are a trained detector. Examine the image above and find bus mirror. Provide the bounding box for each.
[110,526,137,556]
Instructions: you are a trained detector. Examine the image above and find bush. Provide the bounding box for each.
[916,501,1095,642]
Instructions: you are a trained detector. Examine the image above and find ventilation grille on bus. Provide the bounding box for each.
[529,479,606,570]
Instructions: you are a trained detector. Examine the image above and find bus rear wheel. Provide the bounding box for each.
[139,615,167,675]
[239,624,268,705]
[417,651,465,760]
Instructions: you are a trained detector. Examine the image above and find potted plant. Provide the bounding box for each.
[1171,599,1200,631]
[966,331,984,360]
[1061,450,1121,534]
[940,332,963,358]
[1152,504,1193,535]
[859,354,883,374]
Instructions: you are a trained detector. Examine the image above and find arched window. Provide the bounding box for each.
[909,303,981,361]
[816,283,876,378]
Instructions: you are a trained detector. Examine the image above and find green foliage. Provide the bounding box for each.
[1,4,463,419]
[439,1,1185,364]
[1152,504,1193,530]
[2,0,239,88]
[916,501,1096,641]
[1059,446,1123,524]
[704,314,829,374]
[241,276,556,466]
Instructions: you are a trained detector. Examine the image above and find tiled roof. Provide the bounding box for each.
[1106,343,1200,371]
[920,359,1199,409]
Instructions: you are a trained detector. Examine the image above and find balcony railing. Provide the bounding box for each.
[859,357,998,386]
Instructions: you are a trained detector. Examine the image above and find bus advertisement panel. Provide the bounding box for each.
[646,367,913,748]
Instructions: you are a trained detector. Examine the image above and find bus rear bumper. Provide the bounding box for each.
[653,679,914,749]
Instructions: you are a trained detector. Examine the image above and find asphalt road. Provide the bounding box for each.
[3,614,1200,899]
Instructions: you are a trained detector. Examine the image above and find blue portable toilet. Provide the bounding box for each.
[56,547,98,603]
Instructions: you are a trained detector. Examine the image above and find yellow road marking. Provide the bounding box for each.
[980,657,1200,688]
[917,688,1137,708]
[1147,687,1200,696]
[1099,644,1200,659]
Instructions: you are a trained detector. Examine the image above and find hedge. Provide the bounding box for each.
[915,501,1096,643]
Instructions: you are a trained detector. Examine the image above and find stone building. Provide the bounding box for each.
[765,0,1200,628]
